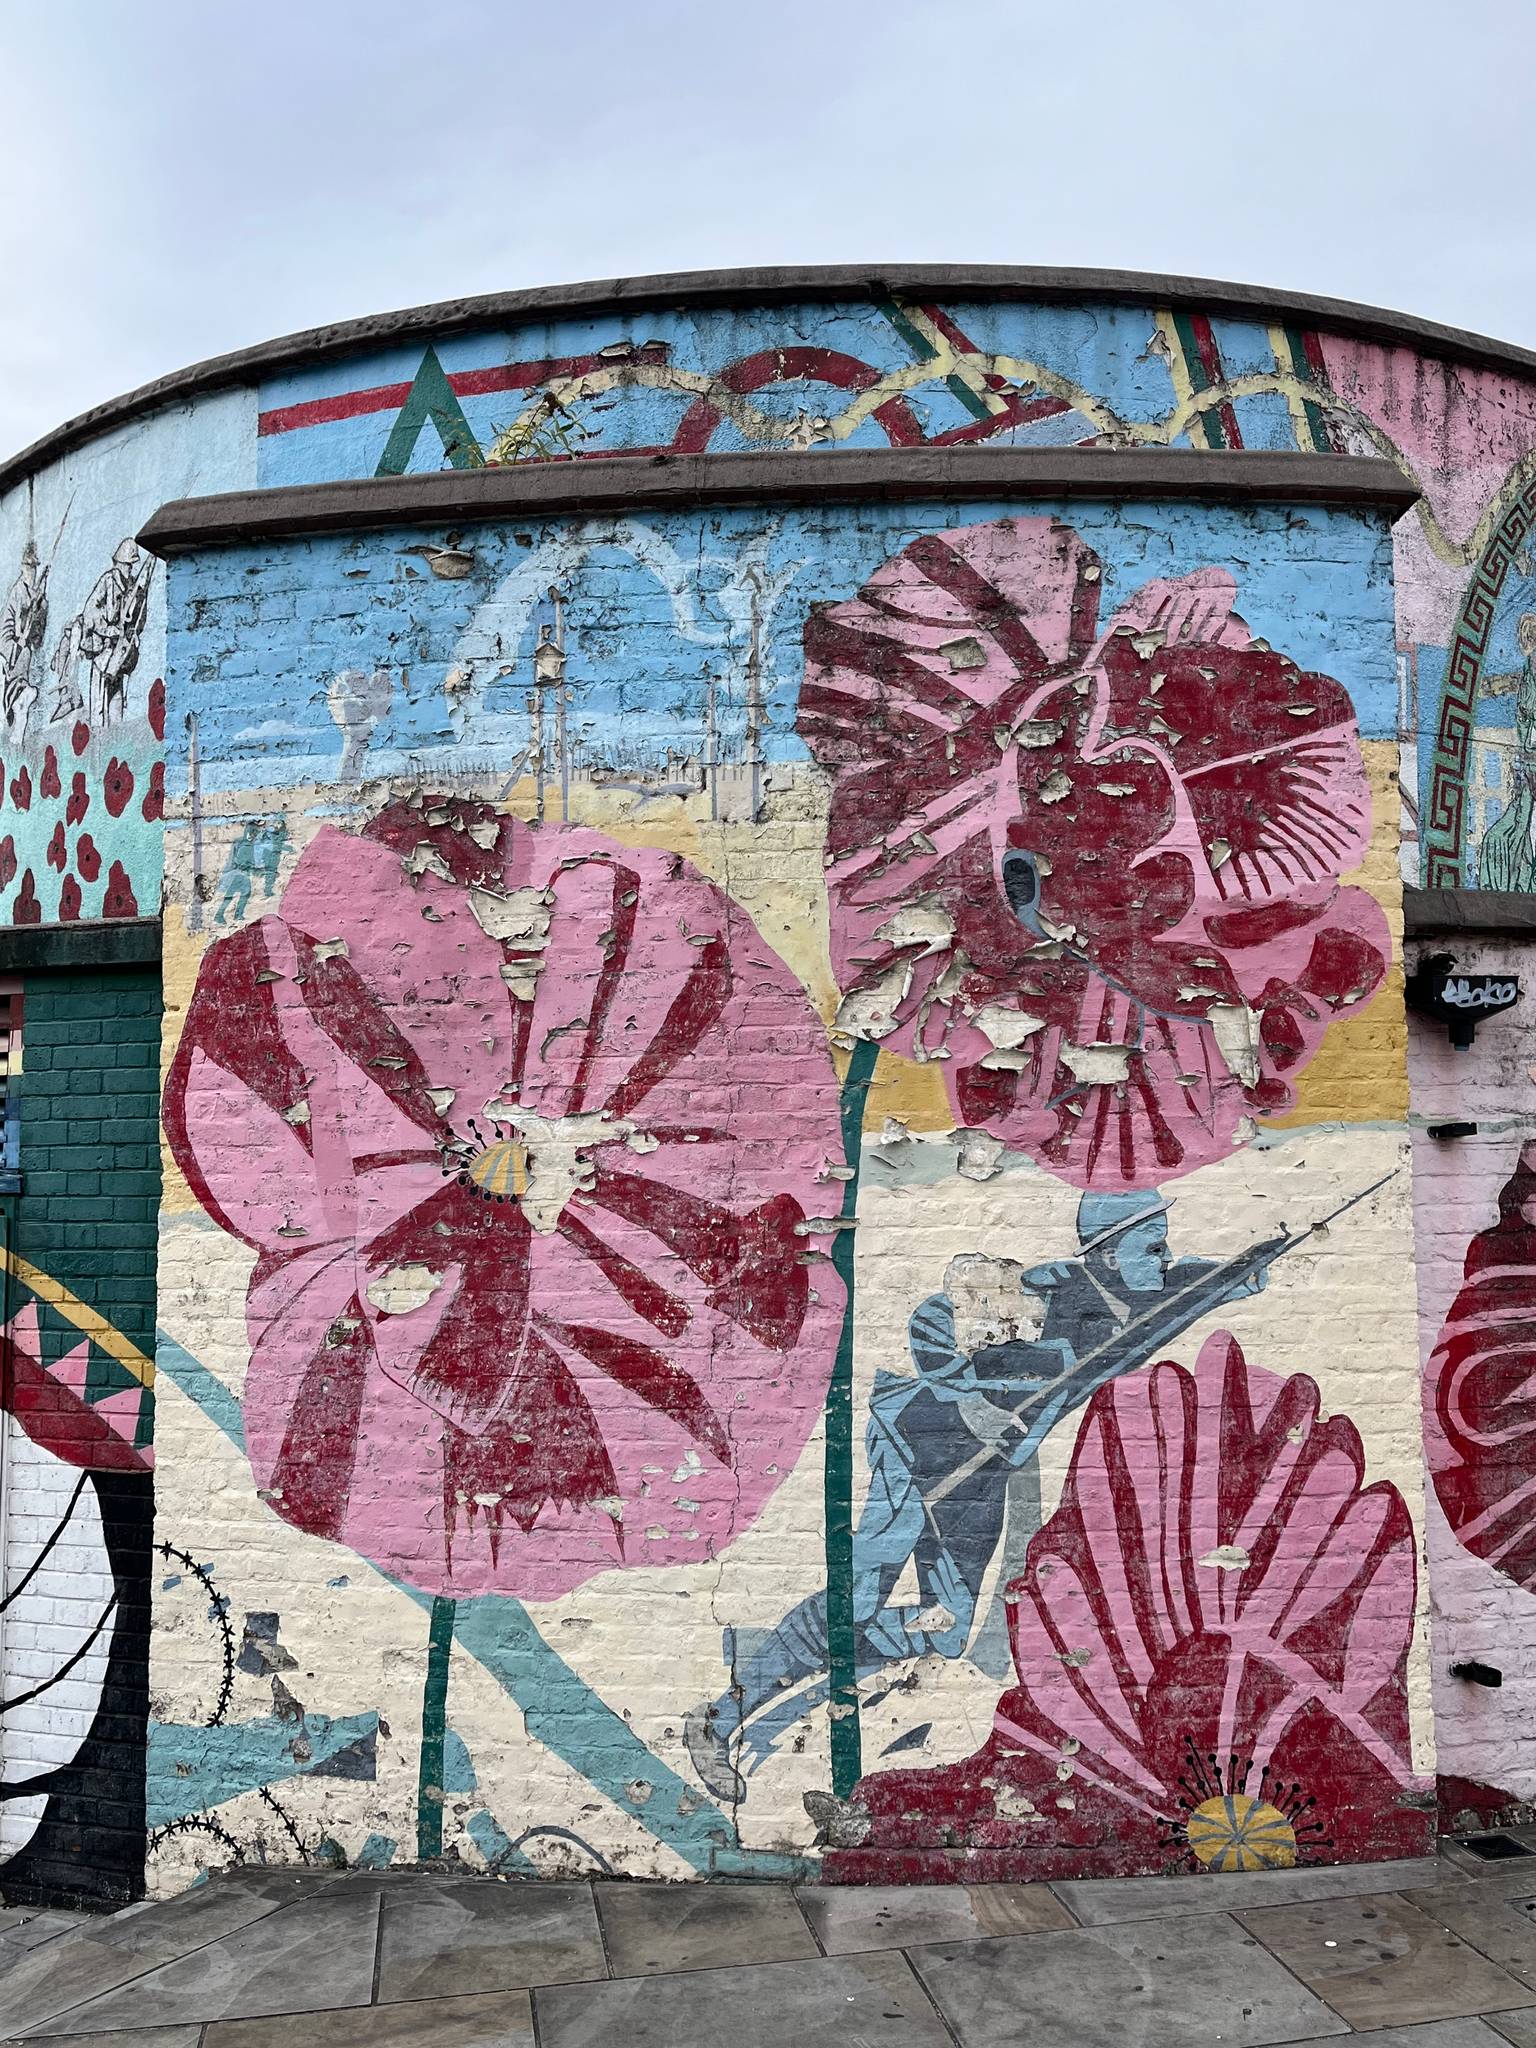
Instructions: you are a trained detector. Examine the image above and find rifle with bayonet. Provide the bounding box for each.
[926,1168,1397,1507]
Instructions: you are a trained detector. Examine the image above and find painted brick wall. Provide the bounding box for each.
[0,966,159,1907]
[145,489,1434,1888]
[1408,934,1536,1829]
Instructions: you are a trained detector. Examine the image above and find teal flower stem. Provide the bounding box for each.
[416,1593,456,1859]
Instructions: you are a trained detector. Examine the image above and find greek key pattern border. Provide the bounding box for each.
[1424,480,1536,886]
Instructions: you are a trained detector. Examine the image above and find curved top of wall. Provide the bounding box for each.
[7,261,1536,497]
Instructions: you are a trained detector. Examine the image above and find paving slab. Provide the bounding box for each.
[23,1890,382,2036]
[534,1950,952,2048]
[1442,1844,1536,1880]
[10,2031,204,2048]
[907,1913,1348,2047]
[1407,1880,1536,1991]
[0,1913,88,1954]
[798,1880,1074,1953]
[376,1878,604,2001]
[0,1866,326,2040]
[1490,2013,1536,2046]
[1053,1855,1459,1925]
[0,1928,170,2041]
[1239,1892,1529,2031]
[204,1989,536,2046]
[1332,2027,1516,2046]
[74,1871,310,1961]
[595,1883,818,1977]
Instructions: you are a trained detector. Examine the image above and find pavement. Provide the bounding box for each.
[9,1844,1536,2045]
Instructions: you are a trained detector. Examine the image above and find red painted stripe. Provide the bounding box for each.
[1299,329,1330,383]
[910,305,1081,441]
[872,396,925,446]
[259,380,415,437]
[1188,314,1244,449]
[258,345,671,438]
[672,346,890,454]
[926,394,1072,447]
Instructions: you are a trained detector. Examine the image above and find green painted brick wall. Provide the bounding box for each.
[17,967,162,1370]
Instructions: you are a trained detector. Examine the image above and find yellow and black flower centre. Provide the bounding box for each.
[1185,1792,1297,1872]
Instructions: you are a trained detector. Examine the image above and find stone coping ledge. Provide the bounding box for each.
[1404,888,1536,936]
[0,918,161,971]
[139,448,1419,555]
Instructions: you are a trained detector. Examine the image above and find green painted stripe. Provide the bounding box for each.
[825,1035,880,1800]
[416,1594,456,1859]
[943,372,993,423]
[377,347,485,476]
[879,301,991,422]
[879,300,937,362]
[1283,325,1334,453]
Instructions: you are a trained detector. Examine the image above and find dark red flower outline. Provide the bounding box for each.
[799,518,1390,1190]
[162,799,844,1598]
[833,1333,1427,1879]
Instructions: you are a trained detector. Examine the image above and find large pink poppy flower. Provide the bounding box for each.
[830,1334,1428,1880]
[163,799,845,1599]
[1427,1142,1536,1587]
[799,518,1391,1190]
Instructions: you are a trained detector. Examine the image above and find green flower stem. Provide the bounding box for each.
[825,1036,879,1799]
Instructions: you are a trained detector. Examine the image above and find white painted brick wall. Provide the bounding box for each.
[0,1415,114,1858]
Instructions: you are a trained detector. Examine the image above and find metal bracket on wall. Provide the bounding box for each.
[1405,951,1521,1049]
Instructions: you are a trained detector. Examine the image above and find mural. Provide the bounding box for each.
[238,296,1534,896]
[1427,1140,1536,1589]
[142,478,1424,1887]
[30,272,1536,1887]
[162,801,844,1598]
[800,517,1390,1186]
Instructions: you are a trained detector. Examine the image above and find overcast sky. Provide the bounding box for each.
[1,0,1527,461]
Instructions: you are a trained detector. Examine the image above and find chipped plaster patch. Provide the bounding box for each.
[1059,1041,1133,1086]
[1208,1003,1262,1088]
[365,1264,445,1316]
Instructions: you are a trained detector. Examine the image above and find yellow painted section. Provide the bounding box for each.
[4,1247,155,1387]
[467,1140,528,1199]
[1269,739,1408,1127]
[862,1051,953,1134]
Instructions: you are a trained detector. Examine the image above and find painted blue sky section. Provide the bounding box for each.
[167,497,1398,804]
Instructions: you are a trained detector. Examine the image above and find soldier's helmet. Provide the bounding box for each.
[1074,1190,1173,1258]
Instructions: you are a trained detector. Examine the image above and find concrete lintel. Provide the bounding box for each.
[1404,888,1536,937]
[139,449,1419,556]
[0,917,162,971]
